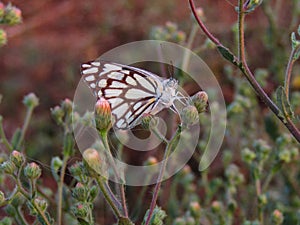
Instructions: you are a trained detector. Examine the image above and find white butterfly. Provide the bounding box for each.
[81,60,189,129]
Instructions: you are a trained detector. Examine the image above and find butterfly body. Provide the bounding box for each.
[81,61,188,129]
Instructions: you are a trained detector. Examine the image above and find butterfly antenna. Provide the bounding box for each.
[167,60,175,79]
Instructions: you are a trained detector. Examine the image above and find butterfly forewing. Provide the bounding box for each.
[81,61,163,129]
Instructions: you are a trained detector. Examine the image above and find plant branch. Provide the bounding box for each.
[100,131,128,218]
[16,105,34,151]
[189,0,300,143]
[57,156,69,225]
[95,175,122,218]
[284,46,300,100]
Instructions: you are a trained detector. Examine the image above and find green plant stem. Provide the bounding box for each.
[144,127,181,225]
[285,47,300,100]
[100,131,128,218]
[189,0,300,143]
[14,175,51,225]
[95,175,122,218]
[255,178,264,224]
[57,156,68,225]
[0,117,13,151]
[16,105,34,151]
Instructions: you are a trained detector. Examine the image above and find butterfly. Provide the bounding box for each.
[81,60,190,129]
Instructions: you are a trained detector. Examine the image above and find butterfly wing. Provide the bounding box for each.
[81,61,164,129]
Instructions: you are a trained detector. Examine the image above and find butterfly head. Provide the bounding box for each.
[163,78,178,90]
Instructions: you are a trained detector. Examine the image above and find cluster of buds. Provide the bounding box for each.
[51,98,72,126]
[0,150,26,175]
[150,21,186,43]
[0,3,22,25]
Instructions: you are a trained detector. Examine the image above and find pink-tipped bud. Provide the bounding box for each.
[82,148,103,176]
[94,98,112,132]
[3,4,22,25]
[191,91,208,114]
[10,150,25,167]
[24,162,41,180]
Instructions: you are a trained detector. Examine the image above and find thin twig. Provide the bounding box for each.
[285,47,300,100]
[0,118,13,151]
[144,127,181,225]
[100,131,128,218]
[189,0,300,143]
[16,106,34,151]
[57,156,69,225]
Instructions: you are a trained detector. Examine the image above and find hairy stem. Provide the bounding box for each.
[100,131,128,218]
[95,175,122,218]
[189,0,300,142]
[16,105,34,151]
[144,127,181,225]
[57,156,68,225]
[285,46,300,100]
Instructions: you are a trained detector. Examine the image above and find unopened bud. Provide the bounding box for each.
[34,198,48,212]
[82,148,102,176]
[0,191,5,204]
[72,203,89,219]
[0,161,16,175]
[3,4,22,25]
[72,183,87,202]
[144,156,158,166]
[24,162,41,180]
[10,150,25,167]
[181,105,199,127]
[94,98,112,132]
[173,217,186,225]
[191,91,208,113]
[189,201,201,219]
[62,98,73,115]
[211,201,222,214]
[51,106,64,125]
[272,209,284,225]
[23,93,39,108]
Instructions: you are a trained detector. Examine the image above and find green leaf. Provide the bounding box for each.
[276,86,295,122]
[10,128,21,149]
[217,46,243,71]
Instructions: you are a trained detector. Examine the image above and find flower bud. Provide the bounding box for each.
[211,201,223,214]
[82,148,102,176]
[165,21,178,33]
[94,98,112,132]
[23,93,39,108]
[89,185,99,202]
[181,105,199,127]
[3,4,22,25]
[62,98,73,115]
[51,106,64,125]
[242,148,256,165]
[143,156,158,166]
[0,29,7,47]
[173,31,186,43]
[51,156,63,172]
[69,162,85,177]
[191,91,208,114]
[0,161,16,175]
[71,203,89,219]
[189,201,201,219]
[10,150,25,168]
[278,149,291,163]
[24,162,41,180]
[34,197,48,212]
[272,209,284,225]
[72,183,87,202]
[258,194,267,206]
